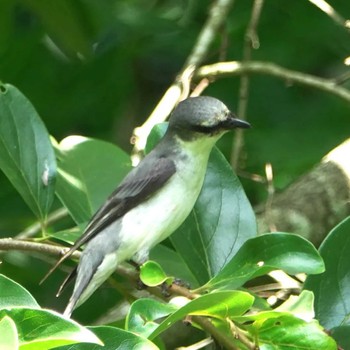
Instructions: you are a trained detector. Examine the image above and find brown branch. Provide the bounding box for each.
[0,238,80,259]
[131,0,236,164]
[192,316,240,350]
[255,139,350,246]
[184,0,235,68]
[195,61,350,103]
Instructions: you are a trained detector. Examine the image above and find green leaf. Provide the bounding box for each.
[171,147,257,285]
[48,226,83,245]
[139,261,172,287]
[149,291,254,339]
[331,325,350,350]
[0,83,57,220]
[55,325,159,350]
[147,123,257,285]
[304,216,350,330]
[1,308,102,349]
[235,291,315,324]
[251,315,337,350]
[0,274,39,309]
[197,233,324,292]
[275,290,315,322]
[55,136,131,224]
[126,299,178,337]
[0,316,19,350]
[150,244,198,288]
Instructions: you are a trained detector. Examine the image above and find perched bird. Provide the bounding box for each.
[44,96,250,317]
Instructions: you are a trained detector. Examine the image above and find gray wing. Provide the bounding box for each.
[41,156,176,283]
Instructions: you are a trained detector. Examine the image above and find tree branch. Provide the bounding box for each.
[131,0,236,164]
[0,238,80,259]
[231,0,264,170]
[255,139,350,246]
[196,61,350,103]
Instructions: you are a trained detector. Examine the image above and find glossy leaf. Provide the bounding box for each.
[197,233,324,292]
[150,244,198,288]
[139,261,172,287]
[275,290,315,322]
[331,325,350,350]
[235,290,315,323]
[126,299,178,337]
[1,308,102,349]
[55,136,131,224]
[0,274,39,309]
[149,291,254,339]
[304,216,350,330]
[0,83,56,220]
[48,226,83,245]
[146,123,257,286]
[171,147,257,285]
[55,326,159,350]
[252,315,337,350]
[0,316,18,350]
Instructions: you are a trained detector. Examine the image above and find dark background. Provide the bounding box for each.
[0,0,349,320]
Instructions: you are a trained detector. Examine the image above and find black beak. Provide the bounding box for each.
[226,112,251,129]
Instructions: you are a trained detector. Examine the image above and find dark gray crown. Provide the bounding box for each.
[168,96,229,131]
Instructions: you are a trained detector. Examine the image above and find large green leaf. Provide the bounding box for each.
[55,136,131,224]
[197,233,324,292]
[0,83,57,220]
[0,308,101,349]
[0,274,39,310]
[251,315,337,350]
[171,147,257,285]
[146,123,257,286]
[55,326,159,350]
[149,290,254,339]
[304,216,350,330]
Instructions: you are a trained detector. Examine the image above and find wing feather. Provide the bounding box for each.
[41,156,176,284]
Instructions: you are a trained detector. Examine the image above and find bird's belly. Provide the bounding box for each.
[117,168,204,263]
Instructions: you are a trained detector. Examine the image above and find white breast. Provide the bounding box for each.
[116,136,217,264]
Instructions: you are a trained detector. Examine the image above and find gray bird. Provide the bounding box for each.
[44,96,250,317]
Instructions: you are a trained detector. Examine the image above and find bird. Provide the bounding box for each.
[43,96,250,317]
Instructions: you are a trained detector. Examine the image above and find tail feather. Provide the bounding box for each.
[56,267,77,297]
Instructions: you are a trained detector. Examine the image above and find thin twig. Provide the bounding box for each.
[131,0,236,162]
[228,320,257,350]
[184,0,235,68]
[0,238,80,259]
[264,162,276,232]
[307,0,350,31]
[192,316,239,350]
[15,208,68,239]
[231,0,264,170]
[195,61,350,103]
[0,237,252,349]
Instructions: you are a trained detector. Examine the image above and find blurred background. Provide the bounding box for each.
[0,0,349,322]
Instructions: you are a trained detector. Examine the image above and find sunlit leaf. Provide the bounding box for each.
[0,274,39,309]
[55,136,131,224]
[1,308,102,350]
[197,233,324,292]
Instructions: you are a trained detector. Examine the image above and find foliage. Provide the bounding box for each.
[0,82,342,349]
[0,0,349,349]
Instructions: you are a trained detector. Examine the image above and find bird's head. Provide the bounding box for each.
[168,96,250,141]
